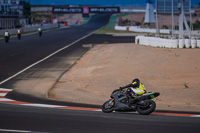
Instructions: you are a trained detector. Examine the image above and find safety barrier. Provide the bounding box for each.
[191,39,197,48]
[115,25,171,34]
[136,36,200,48]
[185,39,190,48]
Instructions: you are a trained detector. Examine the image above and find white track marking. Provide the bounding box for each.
[21,103,67,108]
[0,88,13,91]
[93,110,102,111]
[191,115,200,117]
[0,27,102,85]
[0,98,15,101]
[0,93,7,96]
[0,129,31,132]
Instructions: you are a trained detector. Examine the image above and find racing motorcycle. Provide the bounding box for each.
[39,31,42,37]
[4,36,10,43]
[38,28,42,37]
[102,88,160,115]
[17,33,21,40]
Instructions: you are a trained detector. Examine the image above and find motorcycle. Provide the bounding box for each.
[38,29,42,37]
[4,36,10,43]
[17,34,21,40]
[102,88,160,115]
[38,31,42,37]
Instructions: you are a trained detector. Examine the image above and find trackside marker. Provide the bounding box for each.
[56,106,101,111]
[0,88,13,91]
[0,129,31,132]
[21,104,67,108]
[0,101,31,104]
[191,115,200,117]
[0,93,7,96]
[0,98,15,101]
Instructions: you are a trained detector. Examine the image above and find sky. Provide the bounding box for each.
[27,0,200,7]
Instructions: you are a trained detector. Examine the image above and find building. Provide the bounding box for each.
[0,0,23,29]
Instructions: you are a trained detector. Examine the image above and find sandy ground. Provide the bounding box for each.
[48,43,200,112]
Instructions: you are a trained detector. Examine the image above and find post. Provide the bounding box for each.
[51,6,54,24]
[119,9,122,26]
[179,0,184,39]
[155,0,159,36]
[189,0,192,38]
[172,0,174,38]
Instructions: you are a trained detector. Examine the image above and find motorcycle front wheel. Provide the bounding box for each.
[102,99,115,113]
[137,100,156,115]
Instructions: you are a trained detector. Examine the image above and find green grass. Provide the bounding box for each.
[81,14,95,24]
[95,13,131,34]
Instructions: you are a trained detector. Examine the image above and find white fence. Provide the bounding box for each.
[115,25,171,34]
[135,36,200,48]
[115,25,200,37]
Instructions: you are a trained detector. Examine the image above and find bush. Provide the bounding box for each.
[162,25,169,29]
[135,21,141,26]
[193,20,200,30]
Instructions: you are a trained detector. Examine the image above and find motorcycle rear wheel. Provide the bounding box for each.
[137,100,156,115]
[102,99,115,113]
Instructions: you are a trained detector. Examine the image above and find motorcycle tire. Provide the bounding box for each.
[137,99,156,115]
[5,39,9,43]
[102,99,115,113]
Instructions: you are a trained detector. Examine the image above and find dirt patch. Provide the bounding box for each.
[49,43,200,112]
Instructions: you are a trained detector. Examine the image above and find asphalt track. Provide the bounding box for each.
[0,14,200,133]
[0,102,200,133]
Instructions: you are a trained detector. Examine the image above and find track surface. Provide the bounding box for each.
[0,103,200,133]
[0,14,200,133]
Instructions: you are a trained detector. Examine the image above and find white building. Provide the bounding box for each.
[0,0,24,29]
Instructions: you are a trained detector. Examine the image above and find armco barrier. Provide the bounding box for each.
[136,36,200,48]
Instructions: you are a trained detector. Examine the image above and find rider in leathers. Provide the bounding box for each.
[120,78,146,97]
[113,78,146,109]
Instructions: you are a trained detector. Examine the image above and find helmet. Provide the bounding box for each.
[132,78,140,87]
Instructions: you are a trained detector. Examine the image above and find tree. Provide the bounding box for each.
[193,20,200,30]
[135,21,141,26]
[22,1,31,17]
[22,1,31,24]
[162,25,168,29]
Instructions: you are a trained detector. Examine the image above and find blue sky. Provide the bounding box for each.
[27,0,200,7]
